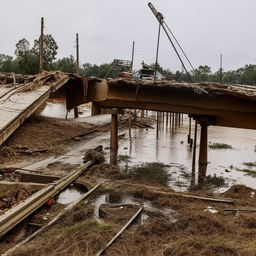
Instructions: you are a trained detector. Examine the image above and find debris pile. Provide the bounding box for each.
[223,185,255,199]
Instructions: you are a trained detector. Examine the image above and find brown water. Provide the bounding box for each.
[37,101,256,192]
[92,193,177,224]
[113,115,256,192]
[40,98,91,119]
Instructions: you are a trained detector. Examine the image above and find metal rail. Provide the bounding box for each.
[95,207,143,256]
[0,160,92,238]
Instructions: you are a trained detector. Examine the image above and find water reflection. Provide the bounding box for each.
[117,113,256,192]
[40,98,91,119]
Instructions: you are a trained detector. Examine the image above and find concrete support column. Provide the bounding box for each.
[111,113,118,149]
[74,107,79,118]
[91,103,101,116]
[198,121,208,182]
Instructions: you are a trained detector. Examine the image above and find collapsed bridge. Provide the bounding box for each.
[1,71,256,147]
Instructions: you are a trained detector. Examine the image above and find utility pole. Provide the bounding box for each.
[39,17,44,74]
[130,41,135,72]
[74,33,79,118]
[76,33,80,75]
[220,53,223,83]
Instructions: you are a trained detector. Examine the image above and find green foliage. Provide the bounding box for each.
[118,155,132,163]
[1,35,256,85]
[236,161,256,177]
[193,65,212,82]
[127,162,171,186]
[13,35,58,74]
[243,162,256,168]
[209,143,233,150]
[0,54,15,72]
[191,64,256,85]
[54,55,76,73]
[81,62,118,78]
[190,174,227,191]
[33,34,58,70]
[15,38,38,74]
[236,168,256,177]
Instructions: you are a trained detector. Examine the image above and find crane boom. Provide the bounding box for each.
[148,2,164,24]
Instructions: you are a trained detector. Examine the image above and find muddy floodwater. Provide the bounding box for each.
[115,116,256,192]
[40,98,91,119]
[39,101,256,192]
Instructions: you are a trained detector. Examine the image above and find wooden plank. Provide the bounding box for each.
[2,183,102,256]
[0,75,69,145]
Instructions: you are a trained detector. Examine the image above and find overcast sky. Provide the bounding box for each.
[1,0,256,72]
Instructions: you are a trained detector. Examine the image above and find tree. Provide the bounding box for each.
[14,35,58,74]
[53,55,76,73]
[235,65,256,85]
[15,38,38,74]
[0,54,15,72]
[81,62,116,78]
[193,65,212,82]
[33,34,58,70]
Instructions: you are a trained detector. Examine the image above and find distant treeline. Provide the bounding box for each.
[0,35,256,85]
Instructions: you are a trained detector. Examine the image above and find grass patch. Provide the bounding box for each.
[126,162,171,186]
[243,161,256,168]
[180,170,191,179]
[190,174,227,191]
[236,168,256,178]
[235,162,256,177]
[118,154,132,163]
[209,143,233,150]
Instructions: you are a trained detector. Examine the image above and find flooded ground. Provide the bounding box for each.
[39,100,256,192]
[92,192,176,224]
[40,98,91,119]
[114,116,256,192]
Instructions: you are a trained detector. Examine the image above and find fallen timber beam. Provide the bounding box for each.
[223,209,256,213]
[117,182,234,204]
[3,183,102,256]
[0,160,92,238]
[0,73,70,145]
[95,206,143,256]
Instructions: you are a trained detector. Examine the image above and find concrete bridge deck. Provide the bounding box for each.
[0,71,256,146]
[68,78,256,130]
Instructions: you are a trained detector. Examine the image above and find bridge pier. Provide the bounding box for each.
[74,107,79,118]
[111,113,118,149]
[191,115,216,183]
[104,108,125,150]
[198,120,208,183]
[91,103,101,116]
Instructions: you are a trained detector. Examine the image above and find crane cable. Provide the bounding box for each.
[163,21,196,73]
[148,2,194,82]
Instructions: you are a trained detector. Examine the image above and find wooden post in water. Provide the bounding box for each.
[128,110,132,141]
[156,112,159,139]
[191,120,198,186]
[141,110,144,118]
[111,113,118,149]
[188,116,192,143]
[198,121,208,183]
[91,103,101,116]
